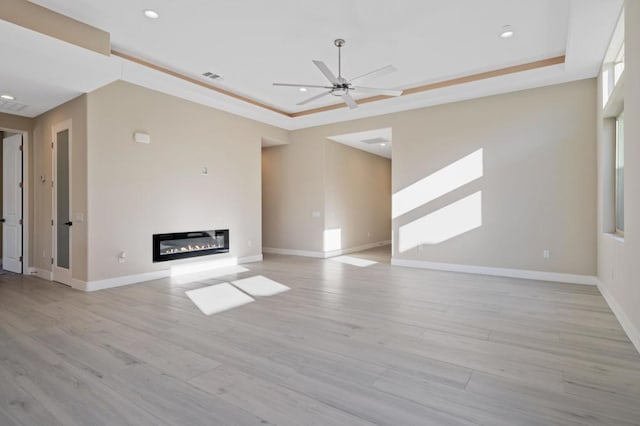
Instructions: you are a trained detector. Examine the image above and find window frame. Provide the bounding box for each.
[615,111,624,235]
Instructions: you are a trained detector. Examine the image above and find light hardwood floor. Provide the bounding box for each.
[1,247,639,425]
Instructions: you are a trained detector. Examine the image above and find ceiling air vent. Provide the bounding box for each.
[0,100,28,113]
[361,137,389,145]
[202,72,222,80]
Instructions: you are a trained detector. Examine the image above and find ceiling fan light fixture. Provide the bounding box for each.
[500,25,514,38]
[144,9,160,19]
[273,38,398,110]
[331,87,348,97]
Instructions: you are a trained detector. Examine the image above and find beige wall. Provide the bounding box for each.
[87,81,288,281]
[392,79,597,274]
[0,112,33,132]
[597,1,640,345]
[323,140,391,250]
[32,95,88,280]
[0,0,110,56]
[262,137,325,252]
[262,133,391,253]
[266,80,596,275]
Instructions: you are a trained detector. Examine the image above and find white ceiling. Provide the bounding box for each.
[327,128,392,159]
[1,0,624,130]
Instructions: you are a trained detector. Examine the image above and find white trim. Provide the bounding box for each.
[21,131,30,274]
[70,278,88,291]
[264,240,391,259]
[80,270,170,292]
[239,254,263,263]
[51,119,73,286]
[71,255,264,292]
[604,232,624,243]
[0,127,29,275]
[390,258,598,286]
[597,280,640,355]
[323,240,391,258]
[28,267,53,281]
[263,247,326,258]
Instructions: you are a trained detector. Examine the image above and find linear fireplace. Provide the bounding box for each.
[153,229,229,262]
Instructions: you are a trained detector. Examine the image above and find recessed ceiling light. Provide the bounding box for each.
[500,25,514,38]
[1,94,15,100]
[144,9,159,19]
[380,143,387,146]
[299,87,307,92]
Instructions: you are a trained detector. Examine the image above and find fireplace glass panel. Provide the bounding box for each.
[153,229,229,262]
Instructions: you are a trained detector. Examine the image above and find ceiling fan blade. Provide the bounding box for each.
[273,83,332,89]
[351,86,403,96]
[312,60,340,85]
[297,90,333,106]
[349,65,397,84]
[341,93,358,109]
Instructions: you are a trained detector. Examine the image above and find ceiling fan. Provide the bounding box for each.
[273,38,402,109]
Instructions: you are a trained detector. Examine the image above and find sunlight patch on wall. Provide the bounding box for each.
[398,191,482,252]
[324,228,342,252]
[392,149,483,219]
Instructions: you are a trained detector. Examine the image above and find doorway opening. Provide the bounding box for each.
[324,127,392,264]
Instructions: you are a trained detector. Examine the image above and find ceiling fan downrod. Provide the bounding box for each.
[272,37,400,109]
[335,38,345,81]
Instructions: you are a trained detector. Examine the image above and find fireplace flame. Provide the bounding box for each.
[161,243,220,255]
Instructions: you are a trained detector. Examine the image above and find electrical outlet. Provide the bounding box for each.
[543,249,550,259]
[247,240,252,247]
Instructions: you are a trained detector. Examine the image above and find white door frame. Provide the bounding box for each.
[52,119,73,285]
[0,127,29,274]
[2,133,23,273]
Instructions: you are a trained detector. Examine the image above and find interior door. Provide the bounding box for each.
[2,133,23,273]
[52,123,72,285]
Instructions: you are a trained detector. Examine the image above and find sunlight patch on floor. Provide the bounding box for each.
[231,275,291,297]
[329,255,378,267]
[185,283,254,315]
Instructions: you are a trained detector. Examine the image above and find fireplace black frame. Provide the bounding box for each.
[153,229,229,262]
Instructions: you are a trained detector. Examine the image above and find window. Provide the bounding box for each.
[601,8,624,109]
[614,43,625,86]
[615,112,624,234]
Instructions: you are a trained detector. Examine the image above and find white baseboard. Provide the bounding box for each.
[28,266,170,291]
[264,240,391,259]
[390,258,598,286]
[263,247,326,258]
[596,280,640,355]
[324,240,391,258]
[239,254,263,263]
[28,267,53,281]
[75,254,265,292]
[82,270,170,292]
